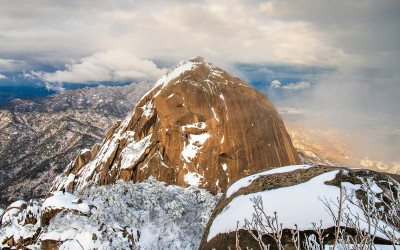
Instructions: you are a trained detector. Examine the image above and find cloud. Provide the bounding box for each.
[0,58,25,72]
[0,0,378,73]
[31,50,167,84]
[271,80,281,88]
[41,82,65,92]
[0,74,7,79]
[270,80,311,90]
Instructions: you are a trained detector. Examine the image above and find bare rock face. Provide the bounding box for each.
[53,57,300,194]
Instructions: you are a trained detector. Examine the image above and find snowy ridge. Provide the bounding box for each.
[155,60,200,89]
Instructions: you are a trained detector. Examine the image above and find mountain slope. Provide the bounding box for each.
[0,82,153,208]
[53,57,300,194]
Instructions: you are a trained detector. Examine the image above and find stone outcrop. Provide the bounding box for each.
[200,165,400,249]
[52,57,300,194]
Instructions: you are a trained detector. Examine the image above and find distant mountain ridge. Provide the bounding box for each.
[0,82,153,208]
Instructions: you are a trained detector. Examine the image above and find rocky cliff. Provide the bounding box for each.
[53,57,300,194]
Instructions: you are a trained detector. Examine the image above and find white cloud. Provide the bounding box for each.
[283,81,311,90]
[43,82,65,92]
[271,80,310,90]
[0,58,25,72]
[31,50,167,84]
[0,0,372,72]
[271,80,281,88]
[0,74,6,79]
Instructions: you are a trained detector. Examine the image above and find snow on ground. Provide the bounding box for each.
[208,169,394,242]
[181,133,211,162]
[225,165,313,198]
[1,178,218,249]
[42,191,92,214]
[0,200,42,248]
[77,178,218,249]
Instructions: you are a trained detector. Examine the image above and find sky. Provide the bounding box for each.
[0,0,399,160]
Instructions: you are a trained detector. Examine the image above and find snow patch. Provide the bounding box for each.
[209,171,341,241]
[181,122,206,131]
[219,93,228,111]
[120,134,152,169]
[184,172,203,187]
[208,169,393,242]
[80,148,91,154]
[155,61,200,89]
[181,133,211,162]
[140,101,154,119]
[42,191,92,214]
[7,200,27,209]
[222,163,227,171]
[211,107,219,122]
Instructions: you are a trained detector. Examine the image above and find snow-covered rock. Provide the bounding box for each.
[200,165,399,249]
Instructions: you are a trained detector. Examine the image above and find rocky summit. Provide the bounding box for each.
[52,57,300,194]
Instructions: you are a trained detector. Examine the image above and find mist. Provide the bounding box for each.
[264,67,400,164]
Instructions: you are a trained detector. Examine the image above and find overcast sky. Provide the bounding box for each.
[0,0,399,162]
[0,0,399,113]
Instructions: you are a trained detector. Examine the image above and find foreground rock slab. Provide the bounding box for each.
[200,164,400,249]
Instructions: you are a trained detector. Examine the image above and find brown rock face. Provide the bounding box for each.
[52,57,300,193]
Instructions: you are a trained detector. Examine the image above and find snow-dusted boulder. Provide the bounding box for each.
[0,200,42,249]
[41,191,93,225]
[200,165,400,249]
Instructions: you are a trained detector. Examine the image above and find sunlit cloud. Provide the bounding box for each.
[30,50,167,84]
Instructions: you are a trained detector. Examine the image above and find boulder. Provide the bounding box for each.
[200,165,400,249]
